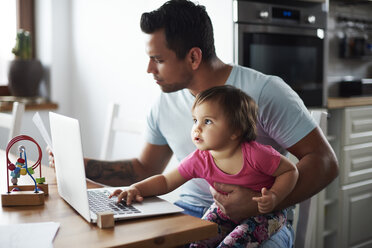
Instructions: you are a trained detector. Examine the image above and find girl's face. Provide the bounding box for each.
[191,101,237,151]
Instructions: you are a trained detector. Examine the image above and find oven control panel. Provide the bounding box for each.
[233,0,326,29]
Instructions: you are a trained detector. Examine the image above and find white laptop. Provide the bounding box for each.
[49,112,183,223]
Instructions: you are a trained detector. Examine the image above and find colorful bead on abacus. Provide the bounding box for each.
[27,167,35,174]
[20,168,27,176]
[11,167,21,178]
[16,158,25,168]
[7,163,16,171]
[11,187,20,192]
[36,177,45,184]
[10,171,19,178]
[11,177,18,185]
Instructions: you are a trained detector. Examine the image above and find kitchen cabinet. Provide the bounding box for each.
[327,105,372,248]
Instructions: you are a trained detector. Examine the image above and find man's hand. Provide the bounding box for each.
[211,182,260,221]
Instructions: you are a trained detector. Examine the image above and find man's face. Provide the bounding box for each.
[145,30,193,93]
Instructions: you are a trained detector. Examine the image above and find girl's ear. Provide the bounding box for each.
[230,131,241,141]
[187,47,202,70]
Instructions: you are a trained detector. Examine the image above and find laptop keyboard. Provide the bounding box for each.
[88,190,141,215]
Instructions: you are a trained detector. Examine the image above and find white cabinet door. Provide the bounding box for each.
[340,179,372,248]
[344,106,372,146]
[342,142,372,185]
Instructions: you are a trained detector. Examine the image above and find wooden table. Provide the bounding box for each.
[0,150,217,247]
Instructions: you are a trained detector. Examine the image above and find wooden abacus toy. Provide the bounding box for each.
[1,135,48,206]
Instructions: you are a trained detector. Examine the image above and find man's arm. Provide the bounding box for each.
[84,142,173,186]
[279,126,338,207]
[212,127,338,221]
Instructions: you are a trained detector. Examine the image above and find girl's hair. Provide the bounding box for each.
[192,85,258,142]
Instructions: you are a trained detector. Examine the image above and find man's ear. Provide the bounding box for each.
[187,47,202,70]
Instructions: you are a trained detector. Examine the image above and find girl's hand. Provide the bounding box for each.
[109,186,144,205]
[211,183,260,221]
[252,187,277,214]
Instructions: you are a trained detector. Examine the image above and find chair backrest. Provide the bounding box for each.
[294,110,328,248]
[0,102,25,142]
[100,103,145,160]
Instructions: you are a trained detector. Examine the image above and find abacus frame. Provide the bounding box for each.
[2,135,48,206]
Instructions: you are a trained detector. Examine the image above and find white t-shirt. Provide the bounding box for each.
[145,64,316,207]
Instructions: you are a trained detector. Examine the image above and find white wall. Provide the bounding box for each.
[35,0,233,165]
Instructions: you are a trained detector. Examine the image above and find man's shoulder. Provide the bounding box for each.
[228,64,282,102]
[231,64,271,79]
[227,65,285,90]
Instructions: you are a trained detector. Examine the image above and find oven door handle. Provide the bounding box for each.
[236,24,325,39]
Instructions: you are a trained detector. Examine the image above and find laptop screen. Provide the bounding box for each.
[49,112,91,222]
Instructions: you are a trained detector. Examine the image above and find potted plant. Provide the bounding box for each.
[7,29,43,97]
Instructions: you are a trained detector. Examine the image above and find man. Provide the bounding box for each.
[67,0,338,246]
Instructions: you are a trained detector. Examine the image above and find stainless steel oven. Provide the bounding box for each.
[233,0,328,107]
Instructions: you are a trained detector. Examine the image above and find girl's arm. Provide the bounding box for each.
[252,155,298,213]
[134,168,187,196]
[270,155,299,202]
[110,168,187,204]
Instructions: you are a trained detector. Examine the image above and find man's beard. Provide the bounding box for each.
[159,76,192,93]
[159,82,188,93]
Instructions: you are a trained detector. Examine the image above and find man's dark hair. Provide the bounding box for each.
[140,0,216,62]
[192,85,258,142]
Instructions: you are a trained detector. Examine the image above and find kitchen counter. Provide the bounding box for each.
[327,96,372,109]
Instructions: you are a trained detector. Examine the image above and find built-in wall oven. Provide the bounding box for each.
[233,0,327,107]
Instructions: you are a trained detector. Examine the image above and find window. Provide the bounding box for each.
[0,0,34,86]
[0,0,17,85]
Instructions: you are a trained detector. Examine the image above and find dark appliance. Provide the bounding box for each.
[338,78,372,97]
[233,0,327,107]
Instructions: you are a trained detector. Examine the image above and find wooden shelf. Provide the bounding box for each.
[0,96,58,112]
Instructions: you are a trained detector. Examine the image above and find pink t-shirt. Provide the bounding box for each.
[178,141,281,192]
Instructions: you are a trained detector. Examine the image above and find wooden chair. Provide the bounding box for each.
[100,103,145,160]
[99,103,181,202]
[0,102,25,143]
[292,110,328,248]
